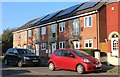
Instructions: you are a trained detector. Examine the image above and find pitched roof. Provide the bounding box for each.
[15,0,109,32]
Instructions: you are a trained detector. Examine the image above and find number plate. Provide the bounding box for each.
[33,60,38,62]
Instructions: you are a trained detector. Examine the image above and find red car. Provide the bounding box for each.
[48,49,102,74]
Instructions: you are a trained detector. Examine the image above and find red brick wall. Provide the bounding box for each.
[106,2,119,52]
[99,6,107,42]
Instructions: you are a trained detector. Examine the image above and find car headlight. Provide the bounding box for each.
[24,57,29,60]
[83,58,90,63]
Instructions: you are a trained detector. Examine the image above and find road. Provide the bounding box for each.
[1,62,118,76]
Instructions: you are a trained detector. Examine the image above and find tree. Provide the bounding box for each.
[2,28,16,54]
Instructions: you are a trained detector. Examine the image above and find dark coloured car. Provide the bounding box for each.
[4,48,41,67]
[48,49,102,74]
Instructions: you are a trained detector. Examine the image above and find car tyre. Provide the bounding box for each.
[4,59,9,65]
[76,64,85,74]
[48,62,55,71]
[18,60,23,67]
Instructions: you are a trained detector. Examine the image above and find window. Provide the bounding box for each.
[36,28,40,40]
[24,31,27,41]
[41,43,46,50]
[59,42,65,49]
[28,30,32,37]
[59,22,65,32]
[18,33,21,40]
[62,50,75,58]
[51,24,56,37]
[73,41,80,49]
[41,27,46,35]
[84,39,93,48]
[84,16,92,27]
[55,50,62,56]
[73,19,79,35]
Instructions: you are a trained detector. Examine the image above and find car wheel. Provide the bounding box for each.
[48,62,55,71]
[18,60,23,67]
[4,59,9,65]
[76,64,85,74]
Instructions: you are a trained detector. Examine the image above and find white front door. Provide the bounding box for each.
[111,38,119,57]
[35,44,39,56]
[52,43,56,53]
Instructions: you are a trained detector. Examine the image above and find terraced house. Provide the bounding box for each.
[13,0,120,65]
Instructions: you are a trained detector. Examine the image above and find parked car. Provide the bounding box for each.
[4,48,41,67]
[48,49,102,74]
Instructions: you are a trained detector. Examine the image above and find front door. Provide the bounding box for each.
[111,34,119,57]
[52,43,56,53]
[35,44,39,56]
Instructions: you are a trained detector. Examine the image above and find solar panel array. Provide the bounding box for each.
[57,3,82,17]
[31,0,101,25]
[77,0,100,11]
[41,11,60,21]
[30,16,46,25]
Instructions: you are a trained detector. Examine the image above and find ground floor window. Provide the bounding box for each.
[59,41,65,49]
[41,43,46,50]
[84,39,93,48]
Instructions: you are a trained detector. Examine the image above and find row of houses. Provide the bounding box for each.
[13,0,120,65]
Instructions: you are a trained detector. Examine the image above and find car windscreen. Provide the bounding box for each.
[72,49,90,57]
[17,49,33,55]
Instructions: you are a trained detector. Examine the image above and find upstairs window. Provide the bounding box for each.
[84,39,93,48]
[36,28,40,40]
[59,22,65,32]
[41,43,46,50]
[24,31,27,41]
[73,19,80,35]
[84,16,92,27]
[41,27,46,35]
[18,33,21,40]
[51,24,56,37]
[28,30,32,37]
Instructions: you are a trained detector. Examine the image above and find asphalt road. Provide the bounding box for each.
[1,62,118,76]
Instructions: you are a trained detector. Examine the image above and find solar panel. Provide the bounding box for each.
[77,0,100,11]
[41,11,60,21]
[57,3,82,17]
[30,16,46,25]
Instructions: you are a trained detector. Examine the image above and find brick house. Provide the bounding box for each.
[13,0,120,65]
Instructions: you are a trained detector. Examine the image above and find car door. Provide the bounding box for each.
[62,50,77,70]
[54,50,63,68]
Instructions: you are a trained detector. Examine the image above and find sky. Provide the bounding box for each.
[1,0,89,34]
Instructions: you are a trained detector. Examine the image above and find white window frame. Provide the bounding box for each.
[84,15,92,28]
[73,19,80,35]
[59,22,65,32]
[41,43,46,50]
[59,41,65,49]
[84,39,93,48]
[52,24,57,33]
[28,30,32,37]
[41,27,46,35]
[36,28,40,40]
[24,31,27,42]
[18,33,21,40]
